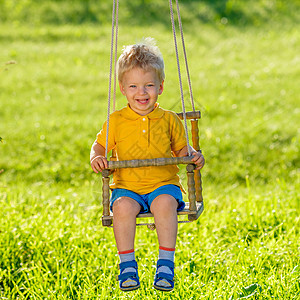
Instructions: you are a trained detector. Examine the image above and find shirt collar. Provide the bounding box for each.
[121,103,165,120]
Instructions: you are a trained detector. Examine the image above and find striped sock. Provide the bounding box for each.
[156,246,175,287]
[118,249,137,288]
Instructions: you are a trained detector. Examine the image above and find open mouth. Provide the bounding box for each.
[136,99,149,104]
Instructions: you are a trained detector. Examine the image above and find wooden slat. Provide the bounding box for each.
[102,202,204,226]
[176,111,201,120]
[136,201,203,218]
[107,156,194,169]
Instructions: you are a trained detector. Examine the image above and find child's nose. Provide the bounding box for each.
[138,86,147,95]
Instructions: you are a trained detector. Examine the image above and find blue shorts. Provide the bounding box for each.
[110,184,185,214]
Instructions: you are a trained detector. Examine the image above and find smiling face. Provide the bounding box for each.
[119,67,164,116]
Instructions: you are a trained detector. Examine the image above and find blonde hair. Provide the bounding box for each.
[117,37,165,83]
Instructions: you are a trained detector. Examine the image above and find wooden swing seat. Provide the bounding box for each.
[102,201,204,228]
[101,111,204,227]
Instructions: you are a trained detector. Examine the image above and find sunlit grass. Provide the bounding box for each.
[0,181,298,298]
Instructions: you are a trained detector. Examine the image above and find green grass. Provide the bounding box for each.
[0,1,299,299]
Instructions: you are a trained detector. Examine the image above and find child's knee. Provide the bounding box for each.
[151,194,177,213]
[113,197,140,215]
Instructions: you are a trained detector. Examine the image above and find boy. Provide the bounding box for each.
[90,38,204,292]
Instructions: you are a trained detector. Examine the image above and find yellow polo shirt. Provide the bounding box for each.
[96,103,187,194]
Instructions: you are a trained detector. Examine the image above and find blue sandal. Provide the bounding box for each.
[118,260,140,291]
[153,259,175,292]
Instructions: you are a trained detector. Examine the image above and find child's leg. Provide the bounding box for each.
[150,194,178,248]
[113,197,141,290]
[150,194,178,290]
[112,196,141,251]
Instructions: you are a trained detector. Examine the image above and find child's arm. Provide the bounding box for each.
[90,141,108,173]
[173,146,205,170]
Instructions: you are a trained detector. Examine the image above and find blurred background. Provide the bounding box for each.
[1,0,299,188]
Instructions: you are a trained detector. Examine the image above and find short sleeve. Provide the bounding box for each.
[96,118,116,152]
[170,112,187,152]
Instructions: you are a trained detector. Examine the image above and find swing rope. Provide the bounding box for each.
[105,0,119,158]
[112,0,119,113]
[168,0,191,156]
[174,0,195,112]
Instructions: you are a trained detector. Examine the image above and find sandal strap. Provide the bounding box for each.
[157,259,175,269]
[119,260,138,270]
[118,271,138,281]
[155,272,174,281]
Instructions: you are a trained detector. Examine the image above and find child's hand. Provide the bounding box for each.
[191,151,205,170]
[90,155,108,173]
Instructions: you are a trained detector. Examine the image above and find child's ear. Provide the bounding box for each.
[158,80,164,95]
[119,81,126,95]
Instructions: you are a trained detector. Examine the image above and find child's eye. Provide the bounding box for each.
[146,84,154,87]
[129,85,136,88]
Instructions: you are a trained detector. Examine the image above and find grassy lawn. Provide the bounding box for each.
[0,0,299,298]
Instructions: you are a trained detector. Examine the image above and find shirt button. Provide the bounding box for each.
[142,118,146,121]
[142,130,146,133]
